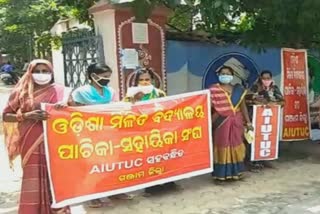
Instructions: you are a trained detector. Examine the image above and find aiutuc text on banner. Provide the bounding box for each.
[251,105,281,161]
[281,48,311,140]
[42,90,213,208]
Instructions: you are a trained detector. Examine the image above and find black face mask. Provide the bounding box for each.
[93,75,110,87]
[97,78,110,87]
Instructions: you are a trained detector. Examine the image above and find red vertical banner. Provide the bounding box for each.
[281,48,311,141]
[251,105,281,161]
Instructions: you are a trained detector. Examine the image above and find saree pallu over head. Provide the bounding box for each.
[2,59,65,164]
[9,59,54,112]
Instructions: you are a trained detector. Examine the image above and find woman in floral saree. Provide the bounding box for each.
[2,59,70,214]
[210,66,253,181]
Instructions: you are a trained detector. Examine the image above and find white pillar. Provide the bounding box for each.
[92,10,120,99]
[52,47,65,85]
[50,20,68,85]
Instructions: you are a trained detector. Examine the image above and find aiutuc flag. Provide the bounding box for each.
[42,90,213,208]
[251,105,281,161]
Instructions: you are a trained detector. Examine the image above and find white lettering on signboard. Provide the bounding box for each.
[259,108,273,157]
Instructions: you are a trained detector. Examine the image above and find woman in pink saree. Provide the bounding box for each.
[2,59,70,214]
[210,66,253,181]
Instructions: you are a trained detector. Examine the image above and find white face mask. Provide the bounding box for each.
[32,73,52,85]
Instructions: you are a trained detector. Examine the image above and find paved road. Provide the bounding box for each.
[0,85,21,214]
[1,84,320,214]
[0,85,12,118]
[0,85,21,183]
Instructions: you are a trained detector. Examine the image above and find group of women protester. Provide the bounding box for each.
[2,59,283,214]
[211,66,284,180]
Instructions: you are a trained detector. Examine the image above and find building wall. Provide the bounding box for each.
[164,40,320,139]
[165,40,281,95]
[51,33,320,101]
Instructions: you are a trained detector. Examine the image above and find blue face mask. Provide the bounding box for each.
[219,75,233,84]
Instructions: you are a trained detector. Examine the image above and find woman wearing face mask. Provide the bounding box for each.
[2,59,71,214]
[246,70,284,171]
[69,63,133,208]
[70,63,117,105]
[250,70,284,106]
[124,68,165,102]
[209,66,252,181]
[124,68,179,194]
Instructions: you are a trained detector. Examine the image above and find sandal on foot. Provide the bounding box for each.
[263,161,276,169]
[163,182,183,191]
[88,199,112,208]
[52,207,70,214]
[109,193,134,200]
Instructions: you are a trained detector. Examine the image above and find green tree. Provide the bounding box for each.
[0,0,71,61]
[239,0,320,49]
[3,0,320,62]
[59,0,95,23]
